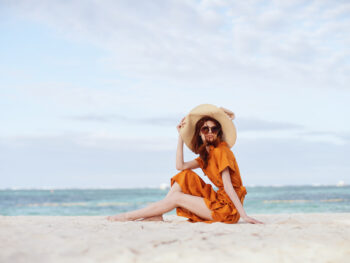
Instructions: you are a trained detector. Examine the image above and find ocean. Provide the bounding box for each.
[1,185,349,216]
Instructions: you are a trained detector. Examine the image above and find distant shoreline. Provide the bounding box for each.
[1,184,348,190]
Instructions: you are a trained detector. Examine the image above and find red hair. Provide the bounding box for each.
[190,116,223,169]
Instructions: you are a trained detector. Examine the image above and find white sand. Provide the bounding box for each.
[1,213,350,263]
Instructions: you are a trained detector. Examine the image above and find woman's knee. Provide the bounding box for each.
[165,192,181,207]
[171,181,182,192]
[170,192,199,209]
[169,191,184,207]
[166,182,182,198]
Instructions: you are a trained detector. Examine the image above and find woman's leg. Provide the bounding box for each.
[174,192,214,221]
[136,191,214,221]
[107,183,182,221]
[106,182,213,222]
[107,195,177,221]
[138,182,183,221]
[165,181,182,198]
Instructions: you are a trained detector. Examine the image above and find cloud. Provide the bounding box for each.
[66,114,181,126]
[3,0,349,89]
[66,113,305,132]
[1,1,349,188]
[3,0,350,137]
[236,118,304,131]
[0,131,349,188]
[299,130,350,143]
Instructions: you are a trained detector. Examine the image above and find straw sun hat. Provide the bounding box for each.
[179,104,237,152]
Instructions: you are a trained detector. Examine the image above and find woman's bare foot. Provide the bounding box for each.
[139,215,164,221]
[106,213,133,222]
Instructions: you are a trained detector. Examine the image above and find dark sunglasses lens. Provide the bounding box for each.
[201,126,209,134]
[211,126,219,133]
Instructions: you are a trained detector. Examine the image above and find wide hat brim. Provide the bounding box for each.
[180,104,237,152]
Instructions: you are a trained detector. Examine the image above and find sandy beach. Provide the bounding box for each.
[1,213,349,263]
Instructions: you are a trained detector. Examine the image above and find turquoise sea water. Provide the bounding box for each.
[1,186,349,216]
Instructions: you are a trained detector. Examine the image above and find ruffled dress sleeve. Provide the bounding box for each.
[213,144,236,176]
[195,156,203,169]
[212,144,245,190]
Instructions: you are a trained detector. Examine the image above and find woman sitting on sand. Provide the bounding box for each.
[107,104,263,224]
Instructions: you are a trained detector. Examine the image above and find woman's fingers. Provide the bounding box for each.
[220,106,235,120]
[177,117,186,131]
[180,117,186,125]
[177,116,187,131]
[243,216,264,224]
[253,218,264,224]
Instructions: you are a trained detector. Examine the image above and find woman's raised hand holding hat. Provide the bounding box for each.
[177,116,186,133]
[219,106,235,120]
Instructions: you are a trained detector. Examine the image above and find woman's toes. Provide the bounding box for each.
[107,214,130,222]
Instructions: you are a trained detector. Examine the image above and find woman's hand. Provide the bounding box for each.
[176,116,186,133]
[219,106,235,120]
[242,215,264,224]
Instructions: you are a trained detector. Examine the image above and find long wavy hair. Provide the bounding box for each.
[190,116,223,169]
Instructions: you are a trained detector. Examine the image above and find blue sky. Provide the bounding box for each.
[1,0,349,188]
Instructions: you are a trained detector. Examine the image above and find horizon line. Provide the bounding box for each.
[0,183,348,190]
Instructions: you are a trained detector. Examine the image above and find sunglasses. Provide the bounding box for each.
[200,125,220,134]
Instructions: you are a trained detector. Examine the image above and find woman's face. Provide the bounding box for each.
[200,120,218,144]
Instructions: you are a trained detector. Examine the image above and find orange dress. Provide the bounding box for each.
[170,141,247,224]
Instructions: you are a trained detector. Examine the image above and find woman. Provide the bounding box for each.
[107,104,263,224]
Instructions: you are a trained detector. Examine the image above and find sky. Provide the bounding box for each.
[1,0,349,189]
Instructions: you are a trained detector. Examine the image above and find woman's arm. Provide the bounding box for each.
[221,167,264,224]
[175,117,200,171]
[221,167,247,218]
[176,135,185,170]
[175,135,200,170]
